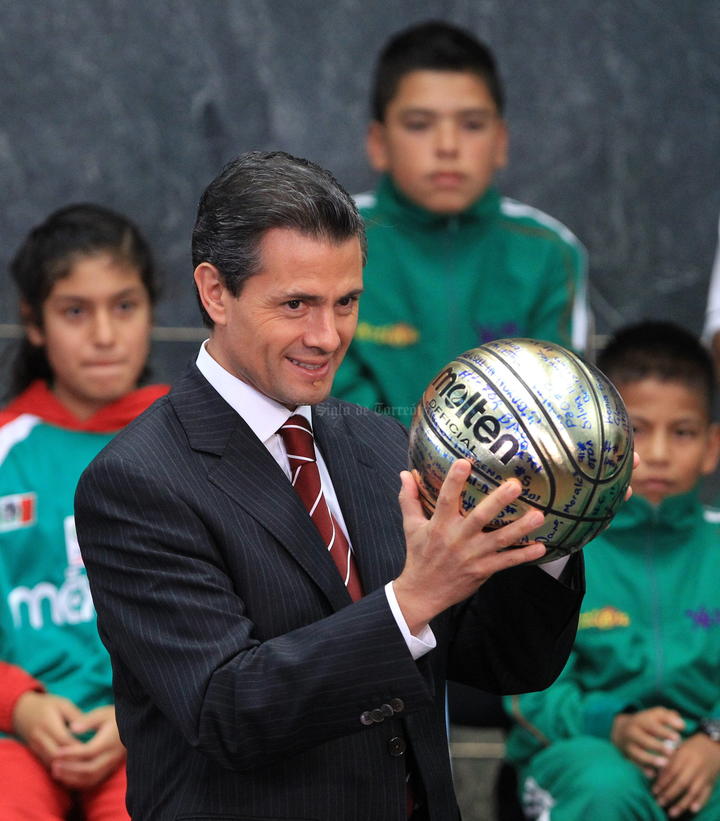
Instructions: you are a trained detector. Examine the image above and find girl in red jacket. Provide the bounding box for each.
[0,204,167,820]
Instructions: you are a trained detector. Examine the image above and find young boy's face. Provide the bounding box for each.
[619,377,720,505]
[367,70,508,214]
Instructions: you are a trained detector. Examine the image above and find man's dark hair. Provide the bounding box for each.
[192,150,367,327]
[597,320,716,417]
[370,20,504,122]
[8,203,157,399]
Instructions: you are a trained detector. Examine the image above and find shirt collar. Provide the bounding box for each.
[196,340,311,444]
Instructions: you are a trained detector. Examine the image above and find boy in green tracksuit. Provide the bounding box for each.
[334,21,588,425]
[505,320,720,820]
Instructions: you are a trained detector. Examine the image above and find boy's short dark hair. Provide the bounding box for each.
[597,320,716,417]
[371,20,504,122]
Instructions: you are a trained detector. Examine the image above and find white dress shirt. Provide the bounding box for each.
[195,342,435,659]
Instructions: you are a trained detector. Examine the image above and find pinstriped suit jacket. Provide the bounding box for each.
[75,365,583,821]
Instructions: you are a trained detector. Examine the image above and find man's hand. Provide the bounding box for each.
[12,690,83,767]
[653,733,720,818]
[393,459,547,634]
[611,707,685,777]
[50,705,126,789]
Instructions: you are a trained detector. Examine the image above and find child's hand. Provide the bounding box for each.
[652,733,720,818]
[12,690,83,768]
[50,705,126,789]
[611,706,684,776]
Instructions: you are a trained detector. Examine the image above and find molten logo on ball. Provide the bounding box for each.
[408,339,634,563]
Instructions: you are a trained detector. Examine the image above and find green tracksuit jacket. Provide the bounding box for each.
[334,175,588,425]
[505,489,720,769]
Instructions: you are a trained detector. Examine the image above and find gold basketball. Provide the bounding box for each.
[408,339,633,563]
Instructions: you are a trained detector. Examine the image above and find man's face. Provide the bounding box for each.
[203,228,363,409]
[367,69,508,214]
[620,377,720,505]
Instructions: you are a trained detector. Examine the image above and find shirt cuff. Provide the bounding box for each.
[385,581,437,660]
[540,555,569,580]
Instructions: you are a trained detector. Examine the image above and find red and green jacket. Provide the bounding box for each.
[0,381,167,737]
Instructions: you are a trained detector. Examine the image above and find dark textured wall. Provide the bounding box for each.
[2,0,719,389]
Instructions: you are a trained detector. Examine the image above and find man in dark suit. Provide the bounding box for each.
[75,151,584,821]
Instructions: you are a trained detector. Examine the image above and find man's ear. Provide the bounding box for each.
[21,301,45,347]
[366,121,390,172]
[194,263,229,327]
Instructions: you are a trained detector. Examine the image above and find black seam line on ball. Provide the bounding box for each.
[418,400,614,541]
[575,354,635,485]
[418,387,560,512]
[463,346,597,483]
[461,347,630,488]
[461,345,603,546]
[420,396,610,532]
[454,348,557,506]
[560,353,605,545]
[455,347,627,523]
[419,395,615,525]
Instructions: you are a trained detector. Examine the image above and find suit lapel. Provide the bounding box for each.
[170,367,352,611]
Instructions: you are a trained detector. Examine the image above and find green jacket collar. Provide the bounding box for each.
[611,488,703,533]
[372,174,501,227]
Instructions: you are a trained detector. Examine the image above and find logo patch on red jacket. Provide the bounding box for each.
[0,492,37,532]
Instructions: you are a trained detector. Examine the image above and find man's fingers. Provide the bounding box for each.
[432,459,473,518]
[404,463,540,537]
[489,508,546,550]
[467,477,524,523]
[398,470,426,526]
[495,540,547,568]
[463,480,545,546]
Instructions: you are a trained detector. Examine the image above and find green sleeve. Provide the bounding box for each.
[503,649,627,767]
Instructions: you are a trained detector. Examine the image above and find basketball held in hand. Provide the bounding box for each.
[408,338,634,563]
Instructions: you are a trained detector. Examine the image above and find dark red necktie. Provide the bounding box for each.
[279,415,363,601]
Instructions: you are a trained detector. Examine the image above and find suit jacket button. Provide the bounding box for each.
[380,703,394,717]
[370,708,385,723]
[388,736,407,757]
[390,698,405,713]
[360,711,374,726]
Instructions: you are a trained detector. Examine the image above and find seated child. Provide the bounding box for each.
[0,204,167,820]
[504,320,720,820]
[334,20,588,424]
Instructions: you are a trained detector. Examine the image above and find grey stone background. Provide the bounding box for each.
[1,0,719,393]
[2,3,718,816]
